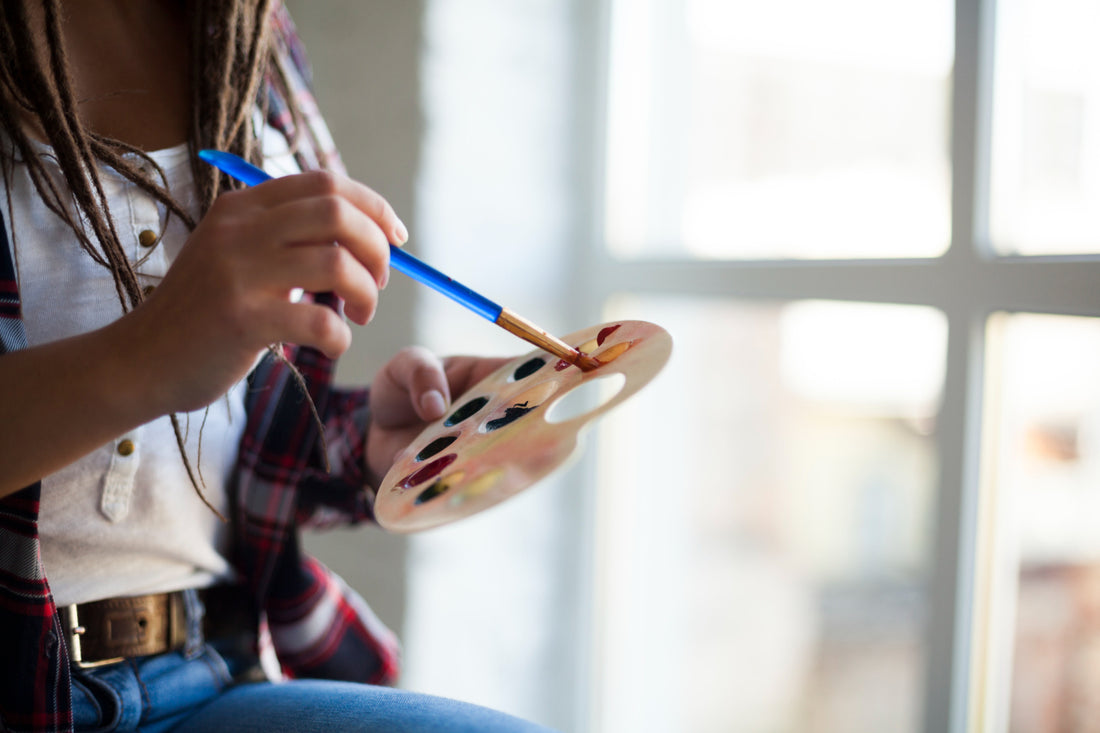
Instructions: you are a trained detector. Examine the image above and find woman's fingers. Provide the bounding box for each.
[250,169,408,246]
[263,244,380,325]
[372,346,452,428]
[407,352,452,421]
[372,353,512,431]
[262,299,353,359]
[135,168,411,416]
[257,195,392,290]
[442,355,510,396]
[201,170,406,328]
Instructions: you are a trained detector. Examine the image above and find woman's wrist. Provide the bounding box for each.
[0,319,166,497]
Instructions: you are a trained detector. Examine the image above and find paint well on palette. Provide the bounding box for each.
[513,357,547,381]
[485,403,535,431]
[398,453,458,489]
[597,324,621,345]
[481,380,560,433]
[416,470,466,505]
[415,479,450,505]
[444,396,489,426]
[449,469,504,506]
[595,341,632,362]
[415,434,458,462]
[554,324,626,371]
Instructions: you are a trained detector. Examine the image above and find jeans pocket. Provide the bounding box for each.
[71,673,123,732]
[135,645,236,729]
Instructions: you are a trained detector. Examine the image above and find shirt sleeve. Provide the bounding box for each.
[266,538,401,685]
[294,381,378,528]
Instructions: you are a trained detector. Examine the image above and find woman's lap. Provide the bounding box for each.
[70,644,556,733]
[173,679,552,733]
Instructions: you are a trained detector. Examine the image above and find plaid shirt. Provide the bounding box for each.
[0,5,398,731]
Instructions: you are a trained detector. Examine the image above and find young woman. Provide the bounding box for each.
[0,2,553,731]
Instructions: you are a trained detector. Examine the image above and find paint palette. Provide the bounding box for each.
[374,320,672,532]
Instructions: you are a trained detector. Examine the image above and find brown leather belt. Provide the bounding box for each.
[59,585,256,668]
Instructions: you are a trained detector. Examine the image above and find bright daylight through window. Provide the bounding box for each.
[590,0,1100,732]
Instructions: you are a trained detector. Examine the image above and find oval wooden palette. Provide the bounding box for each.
[375,320,672,532]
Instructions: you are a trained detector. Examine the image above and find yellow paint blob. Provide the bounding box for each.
[450,469,504,506]
[596,341,632,363]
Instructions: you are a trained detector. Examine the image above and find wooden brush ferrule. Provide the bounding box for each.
[497,308,596,369]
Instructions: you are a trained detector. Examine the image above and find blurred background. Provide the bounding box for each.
[286,1,1100,731]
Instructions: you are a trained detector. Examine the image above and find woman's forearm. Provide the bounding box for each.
[0,314,163,498]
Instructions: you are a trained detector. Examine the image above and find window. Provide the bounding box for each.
[976,313,1100,732]
[604,0,953,260]
[989,0,1100,255]
[593,297,943,733]
[586,1,1100,733]
[391,1,1100,730]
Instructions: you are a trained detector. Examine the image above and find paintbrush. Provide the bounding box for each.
[197,149,598,371]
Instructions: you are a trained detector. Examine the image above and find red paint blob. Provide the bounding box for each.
[596,324,621,346]
[554,359,572,371]
[398,453,458,489]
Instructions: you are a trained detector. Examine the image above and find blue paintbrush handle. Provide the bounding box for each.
[197,149,503,322]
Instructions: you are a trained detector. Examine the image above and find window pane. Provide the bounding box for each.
[981,313,1100,731]
[592,297,945,733]
[604,0,953,260]
[989,0,1100,255]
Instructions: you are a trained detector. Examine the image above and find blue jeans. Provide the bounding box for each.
[70,642,558,733]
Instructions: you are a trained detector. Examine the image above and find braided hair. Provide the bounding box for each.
[0,0,321,515]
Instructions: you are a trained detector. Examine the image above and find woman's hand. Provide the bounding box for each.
[131,170,407,415]
[0,169,408,498]
[366,347,509,487]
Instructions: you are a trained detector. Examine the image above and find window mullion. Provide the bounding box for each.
[951,0,997,260]
[923,306,990,733]
[924,0,998,732]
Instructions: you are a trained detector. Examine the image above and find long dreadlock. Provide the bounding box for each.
[0,0,324,517]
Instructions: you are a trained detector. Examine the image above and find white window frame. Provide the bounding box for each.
[567,0,1100,731]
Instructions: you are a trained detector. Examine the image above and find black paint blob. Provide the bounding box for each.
[415,479,450,505]
[415,435,458,462]
[513,357,547,381]
[444,396,489,427]
[485,402,536,432]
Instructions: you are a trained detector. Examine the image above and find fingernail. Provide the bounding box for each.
[394,219,409,245]
[420,390,446,419]
[380,268,390,290]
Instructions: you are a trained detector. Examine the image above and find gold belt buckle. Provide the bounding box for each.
[65,603,125,669]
